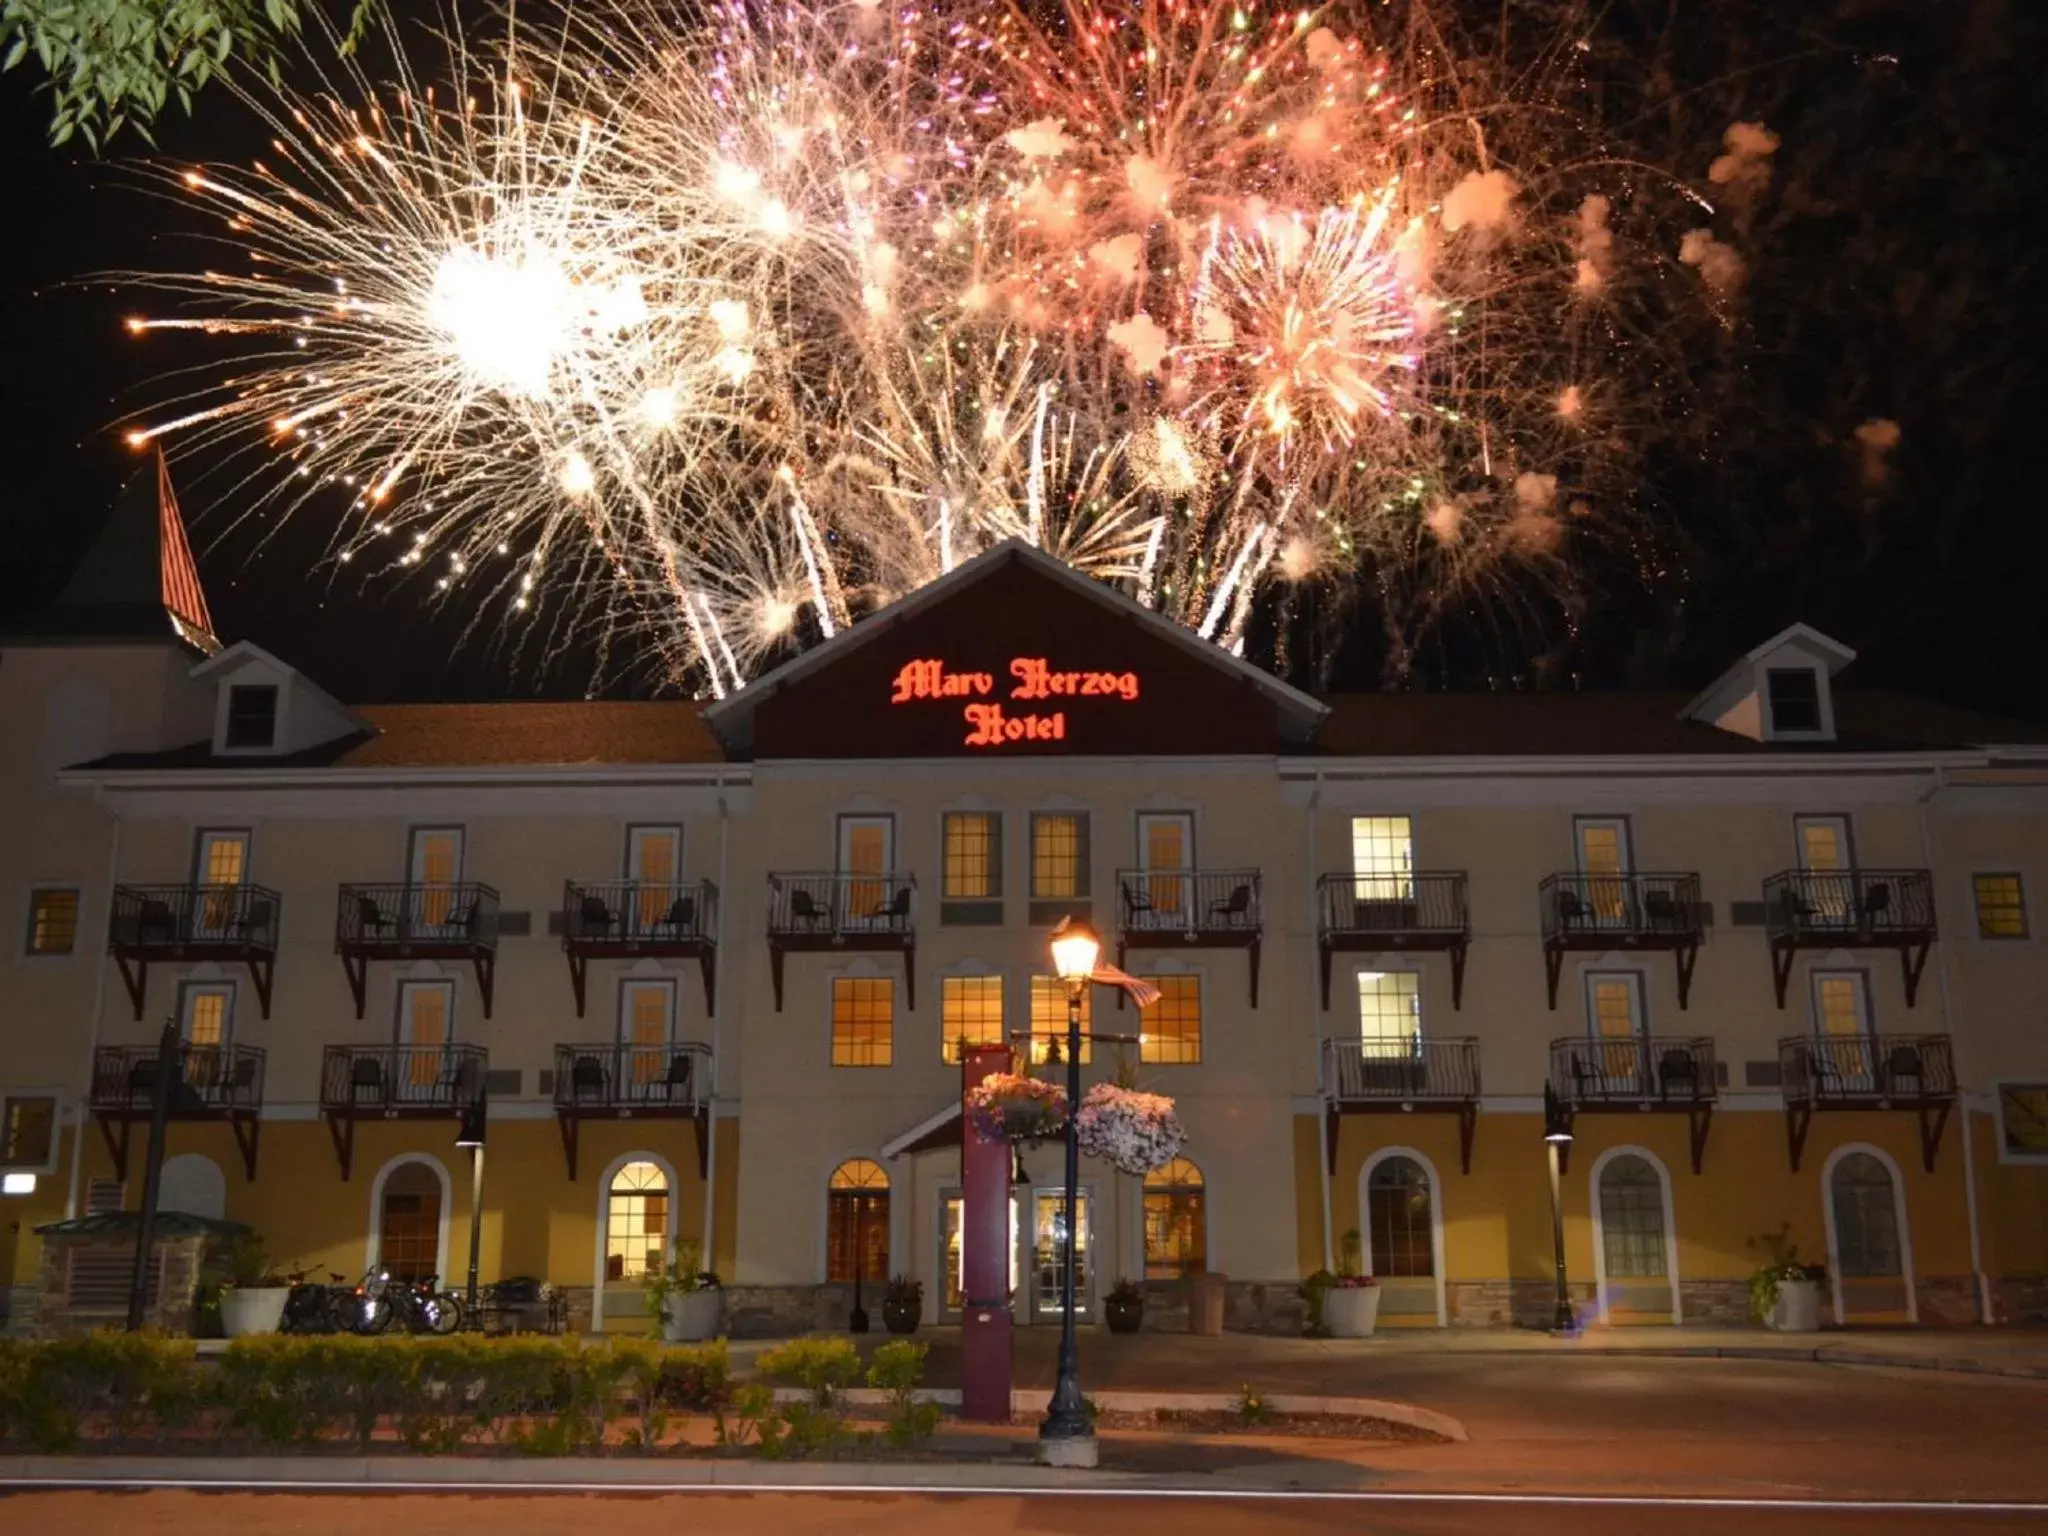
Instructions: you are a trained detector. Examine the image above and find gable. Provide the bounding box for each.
[741,554,1313,759]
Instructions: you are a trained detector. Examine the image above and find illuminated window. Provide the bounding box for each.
[1028,975,1091,1064]
[941,975,1004,1064]
[1030,812,1089,899]
[2,1095,57,1168]
[1586,974,1643,1040]
[1143,1157,1206,1279]
[943,812,1000,899]
[1813,972,1870,1038]
[180,984,231,1048]
[605,1160,670,1281]
[1350,817,1413,901]
[1367,1156,1434,1278]
[1974,874,2028,939]
[25,889,79,955]
[831,976,894,1067]
[826,1159,889,1282]
[1139,975,1202,1065]
[1358,970,1420,1056]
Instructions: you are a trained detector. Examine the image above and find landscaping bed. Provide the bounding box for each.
[1088,1406,1448,1443]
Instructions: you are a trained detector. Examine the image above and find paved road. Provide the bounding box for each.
[4,1490,2044,1535]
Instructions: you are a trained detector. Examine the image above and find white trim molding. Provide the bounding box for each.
[1357,1146,1448,1328]
[363,1152,454,1286]
[1586,1144,1683,1325]
[1819,1141,1918,1324]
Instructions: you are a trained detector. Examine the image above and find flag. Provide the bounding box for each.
[1091,963,1161,1009]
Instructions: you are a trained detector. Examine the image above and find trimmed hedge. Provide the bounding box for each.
[0,1333,735,1455]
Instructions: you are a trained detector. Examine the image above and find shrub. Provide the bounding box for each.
[756,1336,861,1408]
[866,1339,938,1448]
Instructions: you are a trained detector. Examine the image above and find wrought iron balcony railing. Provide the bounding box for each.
[336,882,500,948]
[562,880,717,946]
[766,871,915,938]
[1317,872,1469,941]
[89,1043,266,1115]
[552,1042,712,1114]
[1549,1035,1717,1106]
[319,1043,488,1114]
[1779,1032,1954,1105]
[1116,868,1262,936]
[1321,1037,1481,1103]
[1540,872,1705,943]
[110,883,281,952]
[1763,870,1936,942]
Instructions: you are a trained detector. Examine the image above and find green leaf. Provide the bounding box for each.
[3,37,28,72]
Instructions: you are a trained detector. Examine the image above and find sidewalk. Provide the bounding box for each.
[730,1323,2048,1387]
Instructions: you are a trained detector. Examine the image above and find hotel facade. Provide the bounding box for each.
[5,480,2048,1335]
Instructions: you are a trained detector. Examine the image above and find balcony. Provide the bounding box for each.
[108,884,281,1020]
[561,880,718,1016]
[335,883,500,1019]
[1539,873,1705,1010]
[1549,1035,1718,1172]
[1319,1037,1481,1173]
[1764,869,1936,1007]
[1779,1032,1955,1172]
[1115,869,1264,1006]
[88,1042,265,1179]
[1316,873,1470,1010]
[766,872,916,1011]
[551,1041,714,1179]
[318,1043,488,1179]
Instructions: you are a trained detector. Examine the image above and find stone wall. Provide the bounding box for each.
[1916,1274,1980,1327]
[33,1234,206,1337]
[721,1283,860,1338]
[1446,1278,1599,1328]
[1677,1279,1752,1324]
[1992,1275,2048,1324]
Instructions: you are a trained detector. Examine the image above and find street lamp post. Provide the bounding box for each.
[1039,917,1100,1468]
[455,1093,488,1312]
[1542,1084,1577,1335]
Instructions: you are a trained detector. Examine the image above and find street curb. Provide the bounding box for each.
[1405,1343,2048,1381]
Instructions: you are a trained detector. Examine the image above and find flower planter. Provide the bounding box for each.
[663,1288,724,1342]
[1766,1277,1823,1333]
[1104,1295,1145,1334]
[1074,1083,1186,1176]
[220,1286,291,1337]
[882,1297,922,1335]
[1323,1285,1381,1339]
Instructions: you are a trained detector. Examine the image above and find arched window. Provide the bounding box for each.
[157,1153,225,1222]
[1830,1152,1902,1277]
[1365,1156,1433,1277]
[827,1159,889,1282]
[377,1161,442,1284]
[605,1160,670,1281]
[1598,1154,1668,1278]
[1143,1157,1207,1278]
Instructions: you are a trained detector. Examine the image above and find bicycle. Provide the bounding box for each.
[281,1269,364,1334]
[353,1268,464,1335]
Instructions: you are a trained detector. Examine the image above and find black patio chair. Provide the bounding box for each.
[349,1055,387,1105]
[1554,888,1588,929]
[1643,887,1681,930]
[1883,1043,1925,1097]
[355,894,399,942]
[1658,1047,1700,1100]
[137,898,179,945]
[654,894,698,939]
[1210,883,1254,926]
[660,1051,695,1104]
[578,893,619,940]
[1861,881,1893,930]
[228,897,274,946]
[868,886,912,926]
[788,888,826,929]
[1122,880,1156,924]
[570,1054,607,1101]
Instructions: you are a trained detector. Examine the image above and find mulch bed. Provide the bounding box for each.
[1063,1408,1450,1443]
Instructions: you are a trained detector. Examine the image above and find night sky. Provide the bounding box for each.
[1,0,2042,716]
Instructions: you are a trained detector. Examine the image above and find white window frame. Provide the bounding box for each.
[407,826,466,886]
[1357,1146,1448,1326]
[618,976,678,1048]
[1573,816,1634,877]
[1819,1142,1917,1324]
[1582,969,1647,1041]
[1809,968,1874,1040]
[1587,1145,1682,1324]
[1793,814,1855,873]
[626,825,684,882]
[1356,964,1424,1055]
[177,979,237,1049]
[1763,666,1829,739]
[1349,816,1416,901]
[396,976,457,1048]
[22,884,84,959]
[1,1089,65,1174]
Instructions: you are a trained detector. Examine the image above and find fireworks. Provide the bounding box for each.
[118,0,1720,691]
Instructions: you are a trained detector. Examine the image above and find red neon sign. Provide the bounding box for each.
[889,657,1142,748]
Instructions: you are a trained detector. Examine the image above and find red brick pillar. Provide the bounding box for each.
[960,1044,1014,1422]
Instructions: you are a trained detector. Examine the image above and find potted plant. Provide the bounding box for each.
[965,1072,1070,1143]
[882,1274,923,1335]
[1321,1230,1381,1339]
[1748,1225,1827,1332]
[645,1236,724,1341]
[218,1234,292,1337]
[1104,1277,1146,1334]
[1074,1080,1186,1176]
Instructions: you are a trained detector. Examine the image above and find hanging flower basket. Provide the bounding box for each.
[1074,1082,1185,1175]
[966,1073,1069,1143]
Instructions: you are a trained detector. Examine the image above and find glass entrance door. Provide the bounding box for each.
[1029,1189,1094,1322]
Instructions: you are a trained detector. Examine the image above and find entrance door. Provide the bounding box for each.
[192,830,250,938]
[396,979,454,1097]
[178,982,234,1094]
[1364,1155,1440,1326]
[1574,816,1633,926]
[940,1191,1020,1319]
[627,826,682,935]
[1597,1153,1674,1323]
[1812,971,1876,1092]
[376,1162,443,1284]
[619,978,675,1092]
[837,815,894,925]
[1030,1188,1094,1322]
[1585,972,1649,1096]
[1795,815,1856,924]
[1136,812,1194,925]
[1830,1152,1909,1321]
[408,828,464,935]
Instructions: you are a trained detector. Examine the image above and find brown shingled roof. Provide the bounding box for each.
[340,701,724,767]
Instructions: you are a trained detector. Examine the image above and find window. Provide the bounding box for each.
[1137,812,1194,918]
[826,1159,889,1283]
[1143,1157,1206,1279]
[1574,816,1632,922]
[604,1160,669,1281]
[1028,975,1092,1063]
[1830,1153,1902,1278]
[26,888,79,955]
[2,1095,57,1167]
[1366,1156,1434,1278]
[831,976,894,1067]
[627,826,682,932]
[1974,874,2028,939]
[942,812,1000,899]
[1139,975,1202,1065]
[1350,817,1414,901]
[224,684,279,749]
[1795,815,1852,872]
[1357,970,1420,1057]
[1598,1154,1668,1278]
[408,827,465,931]
[1587,973,1644,1039]
[397,979,455,1089]
[620,979,676,1084]
[941,975,1004,1064]
[1812,972,1870,1038]
[179,983,233,1048]
[1030,812,1089,899]
[376,1162,442,1284]
[1766,668,1823,734]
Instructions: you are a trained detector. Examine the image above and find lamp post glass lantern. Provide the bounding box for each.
[1542,1084,1576,1335]
[1041,917,1099,1464]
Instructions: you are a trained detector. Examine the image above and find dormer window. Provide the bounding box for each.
[225,685,279,749]
[1765,669,1823,735]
